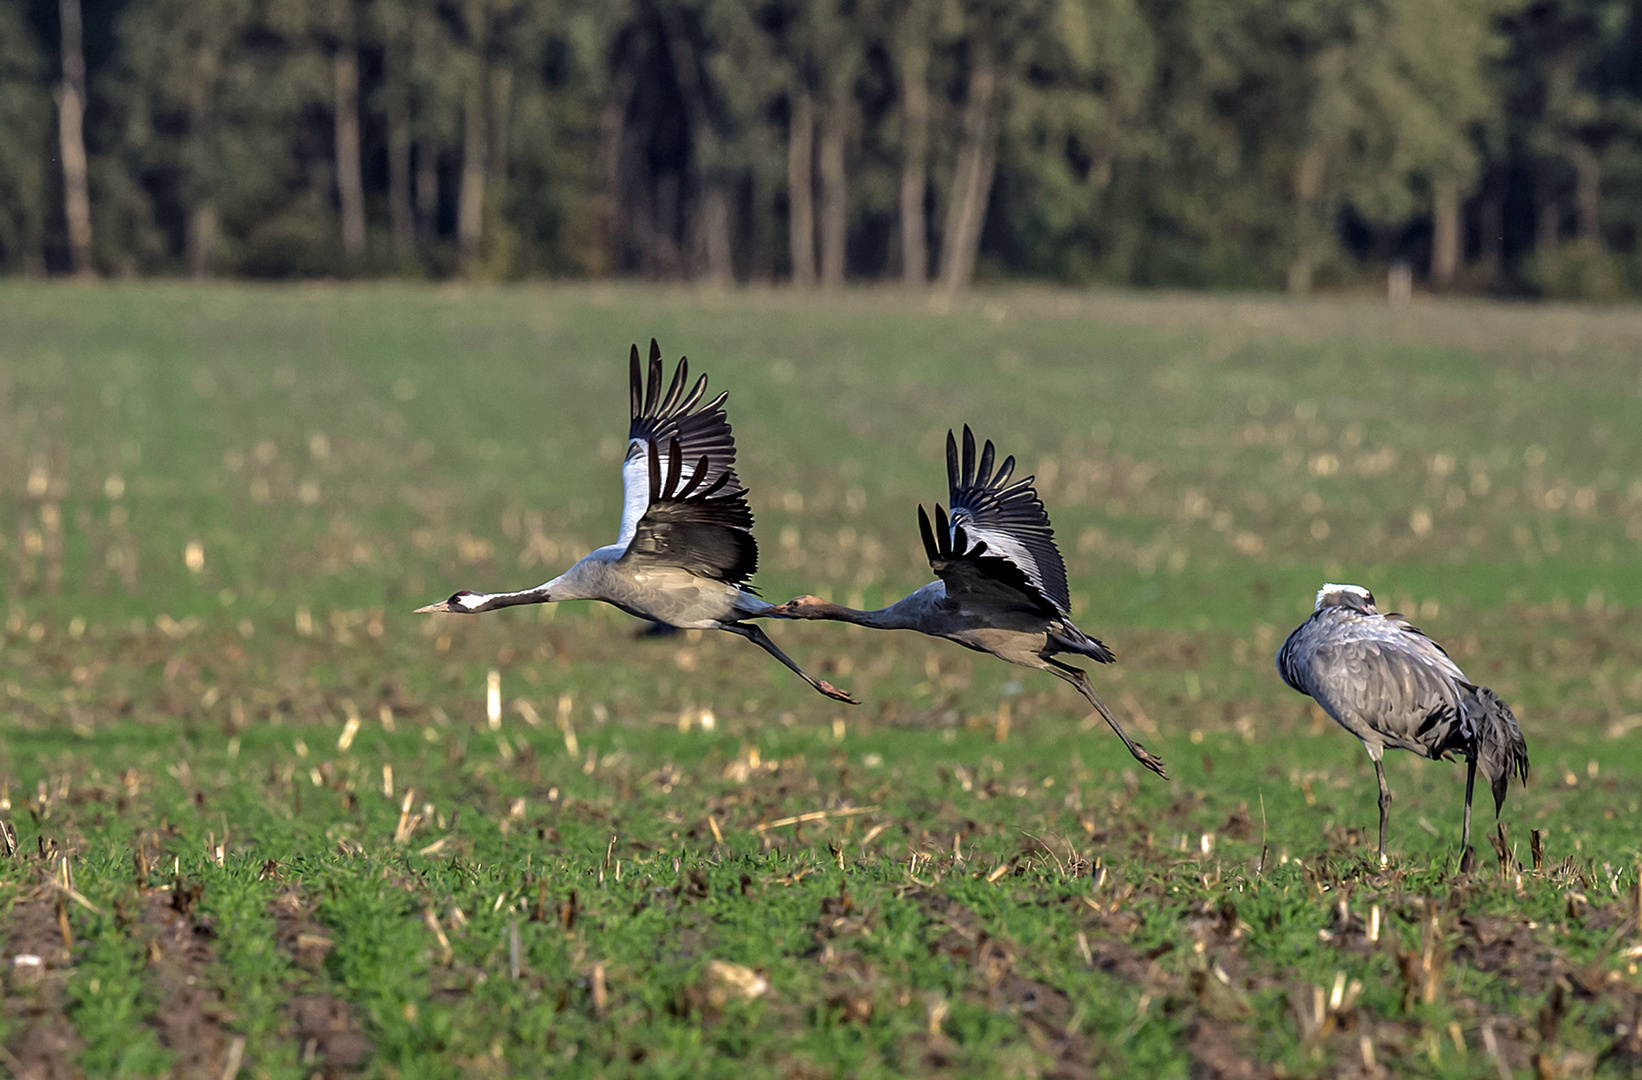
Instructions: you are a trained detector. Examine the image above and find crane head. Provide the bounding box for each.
[770,595,829,618]
[1314,583,1376,614]
[415,590,485,614]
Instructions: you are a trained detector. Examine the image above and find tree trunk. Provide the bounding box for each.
[415,141,438,237]
[938,53,996,293]
[1535,197,1560,255]
[698,184,733,285]
[458,72,486,275]
[386,77,413,260]
[654,11,731,284]
[487,63,512,231]
[818,108,846,288]
[1286,257,1312,296]
[787,87,816,288]
[1431,173,1460,289]
[1478,186,1502,285]
[899,34,930,288]
[333,48,367,260]
[650,172,682,275]
[387,125,413,260]
[1287,146,1325,296]
[597,63,638,274]
[187,203,217,280]
[1571,142,1601,245]
[56,0,93,278]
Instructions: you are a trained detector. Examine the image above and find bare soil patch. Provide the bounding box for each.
[1,892,81,1080]
[268,891,373,1074]
[139,883,236,1079]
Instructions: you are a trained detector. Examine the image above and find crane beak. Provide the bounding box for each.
[414,600,455,614]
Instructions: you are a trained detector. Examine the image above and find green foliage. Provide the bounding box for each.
[15,0,1642,287]
[1522,237,1630,299]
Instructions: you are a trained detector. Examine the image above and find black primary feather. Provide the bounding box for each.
[917,503,1061,619]
[622,438,757,586]
[626,339,740,496]
[941,425,1071,615]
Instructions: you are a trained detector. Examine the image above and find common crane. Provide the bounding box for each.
[1277,583,1529,867]
[772,427,1166,777]
[416,341,856,704]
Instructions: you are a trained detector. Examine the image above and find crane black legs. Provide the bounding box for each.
[719,622,859,704]
[1459,756,1477,873]
[1369,754,1481,872]
[1373,757,1392,868]
[1043,658,1168,779]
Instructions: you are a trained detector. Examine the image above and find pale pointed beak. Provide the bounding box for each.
[414,601,455,614]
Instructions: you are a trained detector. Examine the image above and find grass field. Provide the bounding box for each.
[4,282,1642,1078]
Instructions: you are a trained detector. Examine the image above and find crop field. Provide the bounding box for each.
[3,283,1642,1078]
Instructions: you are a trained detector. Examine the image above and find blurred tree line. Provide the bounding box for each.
[4,0,1642,294]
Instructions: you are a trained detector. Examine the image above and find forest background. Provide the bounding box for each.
[3,0,1642,296]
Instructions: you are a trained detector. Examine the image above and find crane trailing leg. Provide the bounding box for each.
[718,622,858,704]
[1043,658,1167,778]
[1460,756,1477,873]
[1372,755,1392,868]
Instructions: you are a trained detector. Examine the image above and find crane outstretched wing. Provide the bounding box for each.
[1281,610,1473,754]
[620,438,757,586]
[931,425,1070,615]
[918,503,1060,618]
[617,340,741,548]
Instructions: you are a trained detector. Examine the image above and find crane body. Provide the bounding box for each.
[1277,583,1529,866]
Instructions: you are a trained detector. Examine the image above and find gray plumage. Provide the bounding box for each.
[773,426,1165,777]
[416,340,855,704]
[1277,583,1529,865]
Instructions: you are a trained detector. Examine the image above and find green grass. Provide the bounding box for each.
[4,282,1642,1077]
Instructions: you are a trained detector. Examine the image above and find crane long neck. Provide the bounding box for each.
[472,562,604,612]
[475,585,555,612]
[800,598,921,631]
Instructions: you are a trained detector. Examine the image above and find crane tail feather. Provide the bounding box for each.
[1468,684,1529,816]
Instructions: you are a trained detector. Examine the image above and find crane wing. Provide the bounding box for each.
[938,426,1070,615]
[918,503,1061,618]
[619,438,757,586]
[617,340,741,548]
[1280,610,1473,752]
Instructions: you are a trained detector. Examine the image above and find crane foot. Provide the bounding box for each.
[1130,744,1168,779]
[817,680,859,705]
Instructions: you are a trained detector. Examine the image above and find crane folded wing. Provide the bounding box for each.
[620,438,757,586]
[1295,617,1471,757]
[939,425,1070,615]
[618,339,741,548]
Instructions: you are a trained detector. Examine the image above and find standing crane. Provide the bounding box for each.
[1277,583,1529,867]
[771,426,1166,777]
[416,340,856,704]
